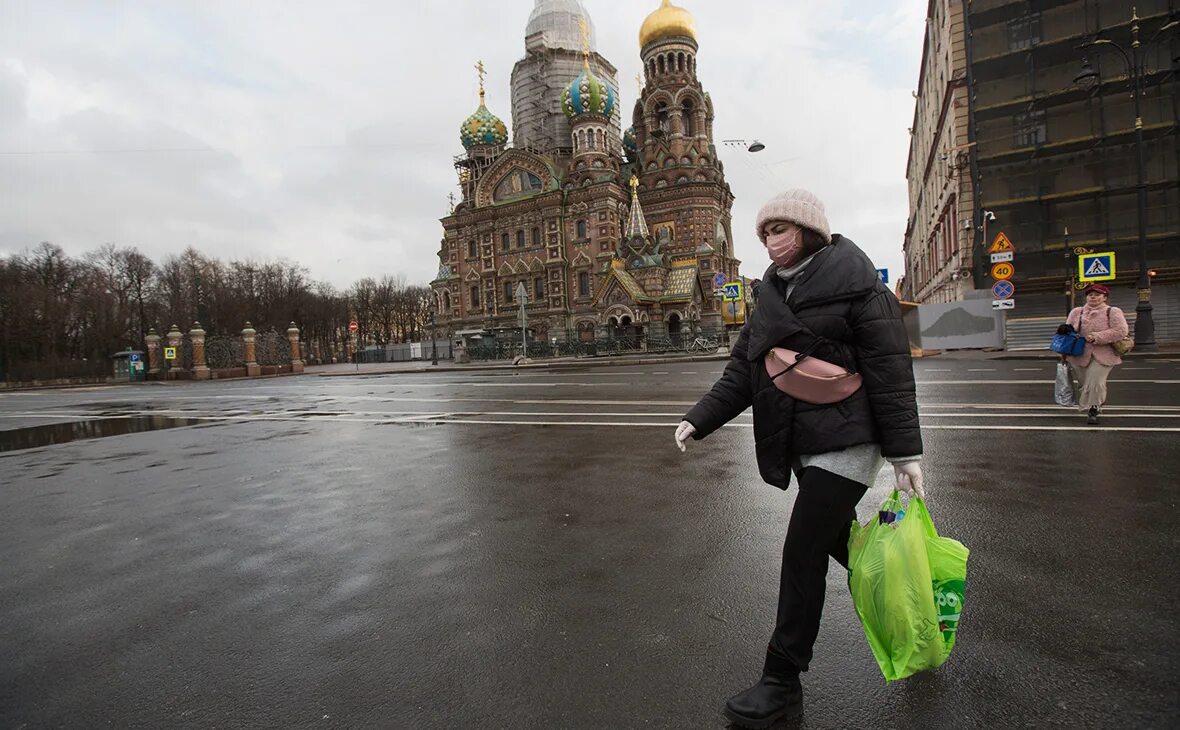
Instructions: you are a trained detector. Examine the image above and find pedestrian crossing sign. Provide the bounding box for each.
[1078,251,1116,282]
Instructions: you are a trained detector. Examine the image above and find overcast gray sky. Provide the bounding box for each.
[0,0,925,290]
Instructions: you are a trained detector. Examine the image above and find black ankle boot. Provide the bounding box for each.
[1087,406,1099,425]
[724,673,802,729]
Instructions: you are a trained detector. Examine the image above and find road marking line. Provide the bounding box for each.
[967,369,996,372]
[1014,368,1045,372]
[916,379,1180,385]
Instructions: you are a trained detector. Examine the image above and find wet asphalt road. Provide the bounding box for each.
[1,358,1179,729]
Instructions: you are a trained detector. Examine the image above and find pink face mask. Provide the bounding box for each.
[763,224,805,267]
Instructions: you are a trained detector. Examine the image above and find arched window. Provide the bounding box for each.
[576,219,588,239]
[443,291,451,310]
[683,99,695,136]
[467,240,476,258]
[501,233,510,251]
[516,230,525,248]
[655,102,669,136]
[532,227,541,246]
[658,55,665,75]
[596,129,605,149]
[470,286,480,308]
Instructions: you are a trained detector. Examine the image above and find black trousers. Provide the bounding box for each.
[764,467,867,677]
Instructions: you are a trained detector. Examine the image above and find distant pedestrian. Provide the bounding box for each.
[1065,283,1129,425]
[673,189,923,728]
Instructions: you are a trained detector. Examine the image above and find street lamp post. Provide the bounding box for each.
[1075,10,1178,350]
[430,310,438,366]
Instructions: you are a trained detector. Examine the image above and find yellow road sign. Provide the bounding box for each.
[991,262,1015,281]
[989,232,1015,253]
[164,347,177,360]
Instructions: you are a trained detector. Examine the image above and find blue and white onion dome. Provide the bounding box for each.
[562,67,616,119]
[460,99,509,149]
[622,126,638,159]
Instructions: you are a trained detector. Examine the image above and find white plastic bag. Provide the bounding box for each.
[1054,361,1077,407]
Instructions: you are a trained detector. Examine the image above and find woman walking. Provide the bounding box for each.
[1066,283,1129,425]
[673,189,924,728]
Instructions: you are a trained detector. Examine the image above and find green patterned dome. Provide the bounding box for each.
[622,126,638,160]
[562,67,616,119]
[460,99,508,149]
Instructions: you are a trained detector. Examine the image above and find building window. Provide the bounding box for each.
[1014,110,1046,147]
[470,286,480,308]
[532,227,541,246]
[443,291,451,310]
[504,281,514,304]
[1007,14,1041,51]
[576,220,587,239]
[502,233,510,251]
[516,230,525,248]
[467,240,476,258]
[578,271,590,297]
[534,277,545,300]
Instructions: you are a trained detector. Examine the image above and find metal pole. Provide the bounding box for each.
[520,290,527,357]
[430,311,438,365]
[1130,38,1157,349]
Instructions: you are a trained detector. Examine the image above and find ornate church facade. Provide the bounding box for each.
[432,0,739,344]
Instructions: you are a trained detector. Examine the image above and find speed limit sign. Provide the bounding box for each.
[990,262,1014,281]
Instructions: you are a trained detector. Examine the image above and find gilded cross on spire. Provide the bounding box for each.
[579,16,591,70]
[475,60,487,103]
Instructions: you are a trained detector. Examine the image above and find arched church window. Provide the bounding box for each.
[655,102,669,137]
[443,291,451,310]
[658,55,665,75]
[683,100,695,136]
[576,219,587,239]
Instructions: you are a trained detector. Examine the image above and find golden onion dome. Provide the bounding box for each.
[639,0,697,48]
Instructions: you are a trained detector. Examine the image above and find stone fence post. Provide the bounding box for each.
[242,322,260,377]
[287,322,305,374]
[166,324,185,377]
[190,322,210,380]
[144,328,161,375]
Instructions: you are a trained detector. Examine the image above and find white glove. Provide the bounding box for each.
[674,420,696,453]
[893,461,925,499]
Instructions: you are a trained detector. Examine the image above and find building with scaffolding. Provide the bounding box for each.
[432,0,740,346]
[902,0,1179,342]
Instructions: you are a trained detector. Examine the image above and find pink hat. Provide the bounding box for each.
[755,189,832,244]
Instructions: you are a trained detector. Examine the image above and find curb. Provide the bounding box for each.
[315,353,730,377]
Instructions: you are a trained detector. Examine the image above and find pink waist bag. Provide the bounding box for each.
[764,347,863,404]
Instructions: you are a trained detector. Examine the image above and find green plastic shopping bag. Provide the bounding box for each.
[847,490,969,682]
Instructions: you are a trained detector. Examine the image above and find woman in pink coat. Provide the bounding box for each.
[1065,283,1129,425]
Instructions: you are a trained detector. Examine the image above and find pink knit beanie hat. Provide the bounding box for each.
[755,189,832,244]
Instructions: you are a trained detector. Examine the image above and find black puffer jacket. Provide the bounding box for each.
[683,235,922,490]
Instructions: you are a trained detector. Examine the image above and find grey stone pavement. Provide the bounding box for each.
[1,356,1179,728]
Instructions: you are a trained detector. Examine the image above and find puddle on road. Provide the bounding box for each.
[0,416,205,453]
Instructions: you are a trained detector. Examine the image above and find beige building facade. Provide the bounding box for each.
[903,0,1179,340]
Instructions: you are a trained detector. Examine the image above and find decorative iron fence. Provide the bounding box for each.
[256,330,287,366]
[206,336,244,369]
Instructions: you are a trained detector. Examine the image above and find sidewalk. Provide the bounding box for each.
[920,345,1180,361]
[309,350,730,377]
